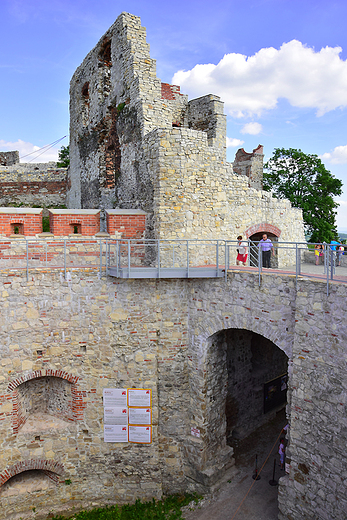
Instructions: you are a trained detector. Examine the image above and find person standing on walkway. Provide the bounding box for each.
[258,233,274,268]
[279,438,285,470]
[236,235,248,266]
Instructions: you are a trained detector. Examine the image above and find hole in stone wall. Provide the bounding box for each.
[99,38,112,65]
[82,81,90,99]
[16,376,73,433]
[0,470,58,497]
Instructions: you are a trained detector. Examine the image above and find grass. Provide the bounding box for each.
[49,494,200,520]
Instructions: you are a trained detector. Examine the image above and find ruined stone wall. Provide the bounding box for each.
[145,127,305,263]
[0,162,67,209]
[68,12,187,224]
[0,151,19,166]
[68,12,305,249]
[0,267,345,519]
[233,145,264,190]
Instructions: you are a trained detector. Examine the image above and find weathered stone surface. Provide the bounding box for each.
[0,268,345,520]
[68,12,305,246]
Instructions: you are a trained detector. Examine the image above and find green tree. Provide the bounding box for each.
[57,145,69,168]
[264,148,343,243]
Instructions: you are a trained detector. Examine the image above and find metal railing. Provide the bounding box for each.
[0,237,345,294]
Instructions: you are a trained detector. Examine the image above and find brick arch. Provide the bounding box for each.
[7,369,86,434]
[244,222,281,239]
[7,369,79,392]
[0,459,64,486]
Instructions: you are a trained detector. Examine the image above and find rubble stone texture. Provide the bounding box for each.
[0,268,345,520]
[0,162,67,209]
[68,12,305,245]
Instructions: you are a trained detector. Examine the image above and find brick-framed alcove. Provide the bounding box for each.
[8,369,86,434]
[0,459,65,487]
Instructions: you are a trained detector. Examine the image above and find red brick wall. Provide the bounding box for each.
[161,82,182,100]
[0,211,42,236]
[106,211,146,238]
[49,211,100,236]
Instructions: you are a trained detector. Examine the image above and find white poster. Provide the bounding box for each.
[104,425,128,443]
[128,407,152,425]
[128,388,151,407]
[103,388,127,406]
[128,425,152,444]
[104,406,128,425]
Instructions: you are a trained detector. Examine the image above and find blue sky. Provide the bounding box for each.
[1,0,347,231]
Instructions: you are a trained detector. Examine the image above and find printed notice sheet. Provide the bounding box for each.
[128,407,152,425]
[104,425,128,443]
[103,388,127,407]
[104,406,128,425]
[128,388,152,407]
[128,425,152,444]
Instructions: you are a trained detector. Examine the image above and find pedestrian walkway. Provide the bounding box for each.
[183,411,286,520]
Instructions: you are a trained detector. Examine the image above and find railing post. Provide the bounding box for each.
[128,240,131,278]
[216,240,219,277]
[64,239,66,280]
[45,241,48,267]
[26,239,29,282]
[330,248,334,280]
[325,244,329,296]
[225,241,228,281]
[99,239,102,277]
[258,245,262,287]
[172,243,175,268]
[187,240,189,278]
[158,239,161,278]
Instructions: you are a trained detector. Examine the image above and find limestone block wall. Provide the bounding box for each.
[145,127,305,266]
[233,145,264,190]
[0,162,67,208]
[0,269,345,519]
[68,12,187,216]
[0,151,19,166]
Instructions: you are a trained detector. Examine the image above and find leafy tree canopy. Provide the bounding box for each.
[57,145,69,168]
[263,148,343,243]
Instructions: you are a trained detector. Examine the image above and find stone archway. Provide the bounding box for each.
[184,303,293,489]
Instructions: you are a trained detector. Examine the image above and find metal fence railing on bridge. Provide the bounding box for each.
[0,237,345,295]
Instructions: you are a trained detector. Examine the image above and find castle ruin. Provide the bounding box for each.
[0,12,346,520]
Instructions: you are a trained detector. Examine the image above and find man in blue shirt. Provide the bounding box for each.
[258,233,274,268]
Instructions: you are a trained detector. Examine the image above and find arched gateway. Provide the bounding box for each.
[184,292,294,487]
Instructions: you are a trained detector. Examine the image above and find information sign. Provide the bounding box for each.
[128,425,152,444]
[104,406,128,425]
[103,388,127,407]
[104,425,128,443]
[128,407,152,425]
[128,388,151,407]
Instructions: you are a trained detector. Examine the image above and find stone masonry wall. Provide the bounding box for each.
[0,162,67,209]
[145,127,305,266]
[68,12,305,251]
[0,266,345,519]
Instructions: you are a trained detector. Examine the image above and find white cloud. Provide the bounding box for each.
[172,40,347,117]
[241,122,262,135]
[320,145,347,164]
[0,139,59,163]
[226,137,244,148]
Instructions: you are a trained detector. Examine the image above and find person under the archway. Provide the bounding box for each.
[236,235,248,266]
[258,233,274,268]
[279,438,285,470]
